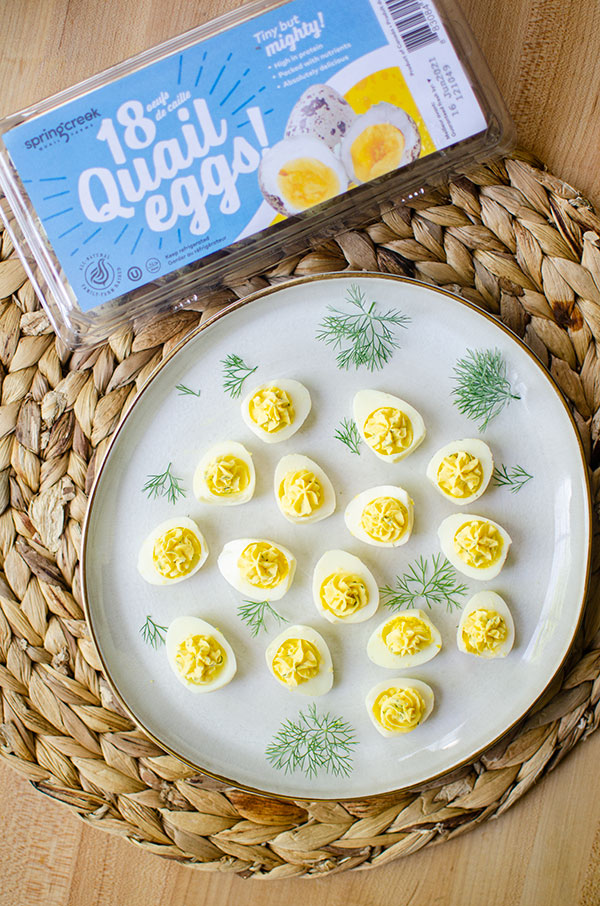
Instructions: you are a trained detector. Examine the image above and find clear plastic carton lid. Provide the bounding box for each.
[0,0,514,347]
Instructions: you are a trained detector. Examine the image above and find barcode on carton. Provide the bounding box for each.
[385,0,440,51]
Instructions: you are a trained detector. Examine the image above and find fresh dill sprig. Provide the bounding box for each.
[142,462,186,504]
[451,347,520,430]
[380,553,468,613]
[316,283,410,371]
[237,600,288,637]
[176,383,201,397]
[221,353,258,398]
[334,417,362,455]
[493,462,533,493]
[265,703,357,779]
[140,615,168,648]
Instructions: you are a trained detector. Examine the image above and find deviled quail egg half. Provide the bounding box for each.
[265,625,333,695]
[438,514,512,580]
[274,453,336,524]
[312,549,379,623]
[166,616,236,693]
[345,485,414,547]
[341,103,421,184]
[457,591,515,658]
[366,677,434,737]
[241,379,311,444]
[367,611,441,668]
[138,517,208,586]
[353,390,426,462]
[427,439,494,505]
[218,538,296,601]
[259,137,348,215]
[193,441,255,506]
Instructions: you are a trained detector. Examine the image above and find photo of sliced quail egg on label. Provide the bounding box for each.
[166,616,236,693]
[218,538,296,601]
[353,389,426,462]
[426,439,494,505]
[265,625,333,696]
[438,513,512,580]
[193,441,255,506]
[457,591,515,658]
[340,103,422,184]
[138,517,208,586]
[312,549,379,624]
[366,678,435,737]
[258,137,349,216]
[345,485,414,547]
[274,453,336,524]
[241,378,311,443]
[367,611,442,669]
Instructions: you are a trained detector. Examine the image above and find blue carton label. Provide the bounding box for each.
[3,0,486,311]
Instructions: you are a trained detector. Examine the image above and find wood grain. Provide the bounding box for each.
[2,0,600,902]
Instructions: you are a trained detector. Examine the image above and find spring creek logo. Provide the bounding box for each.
[80,253,122,298]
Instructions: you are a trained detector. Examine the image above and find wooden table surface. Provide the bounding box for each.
[2,1,600,904]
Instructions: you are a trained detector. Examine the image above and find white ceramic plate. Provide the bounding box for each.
[82,274,591,799]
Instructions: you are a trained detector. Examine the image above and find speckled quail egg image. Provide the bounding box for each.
[285,83,356,150]
[426,439,493,505]
[367,610,442,669]
[218,538,296,601]
[259,137,348,215]
[353,389,426,462]
[365,677,434,737]
[241,378,311,444]
[166,616,236,693]
[457,591,515,658]
[312,549,379,623]
[265,624,333,695]
[193,441,255,506]
[345,485,414,547]
[274,453,336,524]
[438,513,512,580]
[137,516,208,586]
[341,103,421,184]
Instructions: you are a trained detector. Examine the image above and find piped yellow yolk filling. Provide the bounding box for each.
[175,634,225,685]
[238,542,289,589]
[320,573,368,618]
[453,520,503,569]
[272,638,320,687]
[462,609,507,655]
[351,123,405,182]
[363,407,413,456]
[437,452,483,499]
[373,687,425,733]
[205,454,250,497]
[249,386,294,434]
[277,157,340,210]
[361,496,408,543]
[382,616,432,657]
[278,469,323,518]
[153,527,202,579]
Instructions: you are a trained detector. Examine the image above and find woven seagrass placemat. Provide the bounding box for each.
[0,149,599,879]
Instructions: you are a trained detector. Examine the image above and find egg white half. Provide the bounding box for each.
[274,453,336,524]
[166,616,237,693]
[265,624,333,696]
[353,389,426,462]
[367,610,442,668]
[457,591,515,658]
[438,513,512,580]
[241,379,311,444]
[344,485,414,548]
[137,516,208,586]
[312,549,379,623]
[365,677,434,737]
[426,439,493,506]
[217,538,296,601]
[193,441,255,506]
